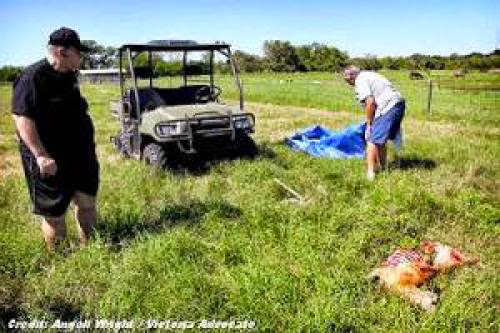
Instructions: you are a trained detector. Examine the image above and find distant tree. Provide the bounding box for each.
[132,53,164,68]
[263,40,300,72]
[490,54,500,68]
[233,50,264,72]
[294,45,312,71]
[420,56,445,70]
[80,40,118,69]
[467,55,490,71]
[155,60,182,76]
[185,61,210,75]
[118,52,162,77]
[379,56,402,70]
[80,40,101,69]
[85,39,500,75]
[0,66,23,82]
[431,56,446,70]
[101,46,118,67]
[351,54,382,70]
[214,60,232,74]
[408,53,427,70]
[296,43,348,72]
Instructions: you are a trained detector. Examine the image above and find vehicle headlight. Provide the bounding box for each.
[234,116,252,130]
[156,122,185,136]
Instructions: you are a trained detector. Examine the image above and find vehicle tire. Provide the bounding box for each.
[235,135,258,158]
[142,143,167,169]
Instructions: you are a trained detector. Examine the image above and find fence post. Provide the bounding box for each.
[427,79,433,113]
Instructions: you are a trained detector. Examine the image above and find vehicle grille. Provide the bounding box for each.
[193,117,230,130]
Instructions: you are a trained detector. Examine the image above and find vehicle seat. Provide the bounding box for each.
[128,88,166,118]
[156,85,211,106]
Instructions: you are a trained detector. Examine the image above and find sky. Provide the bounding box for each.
[0,0,499,66]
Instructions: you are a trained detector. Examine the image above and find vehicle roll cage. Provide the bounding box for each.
[118,42,244,120]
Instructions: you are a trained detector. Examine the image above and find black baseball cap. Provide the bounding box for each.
[48,27,90,52]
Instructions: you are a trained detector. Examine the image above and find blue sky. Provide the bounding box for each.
[0,0,498,66]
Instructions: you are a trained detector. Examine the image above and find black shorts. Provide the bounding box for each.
[20,146,99,217]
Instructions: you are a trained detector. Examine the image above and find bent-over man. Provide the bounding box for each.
[343,65,405,180]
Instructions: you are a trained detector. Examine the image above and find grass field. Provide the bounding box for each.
[0,71,499,331]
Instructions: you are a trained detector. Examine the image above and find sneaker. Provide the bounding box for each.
[366,170,375,181]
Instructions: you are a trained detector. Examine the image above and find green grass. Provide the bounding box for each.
[0,71,499,331]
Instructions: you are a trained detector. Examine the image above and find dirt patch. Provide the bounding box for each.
[246,102,357,143]
[247,102,352,119]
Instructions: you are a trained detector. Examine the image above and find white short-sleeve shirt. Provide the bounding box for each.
[354,71,403,118]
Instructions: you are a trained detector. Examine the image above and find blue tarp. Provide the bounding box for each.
[286,123,367,159]
[286,122,403,159]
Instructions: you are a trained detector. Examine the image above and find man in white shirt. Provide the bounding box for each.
[343,65,405,180]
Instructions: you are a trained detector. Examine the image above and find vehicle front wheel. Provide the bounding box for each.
[235,135,258,158]
[142,143,167,169]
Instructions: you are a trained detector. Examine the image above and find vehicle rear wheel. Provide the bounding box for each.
[142,143,167,168]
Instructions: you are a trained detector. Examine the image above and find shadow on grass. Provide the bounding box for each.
[167,142,277,176]
[1,305,27,331]
[389,156,437,170]
[0,280,27,331]
[325,321,359,333]
[96,200,242,251]
[46,297,81,321]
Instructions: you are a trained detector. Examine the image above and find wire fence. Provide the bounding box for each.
[429,78,499,114]
[379,72,500,122]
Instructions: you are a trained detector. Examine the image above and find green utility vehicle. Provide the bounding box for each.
[111,40,256,168]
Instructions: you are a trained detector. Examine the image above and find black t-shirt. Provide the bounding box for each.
[12,59,95,162]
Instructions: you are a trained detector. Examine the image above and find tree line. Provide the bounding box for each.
[235,41,500,73]
[1,40,499,81]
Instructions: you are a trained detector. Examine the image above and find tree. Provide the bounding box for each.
[263,40,300,72]
[490,54,500,68]
[233,50,264,72]
[468,55,489,71]
[155,60,182,76]
[351,54,382,70]
[80,40,118,69]
[0,66,23,82]
[380,56,404,70]
[296,43,348,72]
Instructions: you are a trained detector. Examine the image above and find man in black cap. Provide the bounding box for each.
[11,27,99,250]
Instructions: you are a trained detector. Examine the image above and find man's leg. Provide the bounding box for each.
[73,191,96,246]
[366,142,379,180]
[378,144,387,170]
[41,215,66,250]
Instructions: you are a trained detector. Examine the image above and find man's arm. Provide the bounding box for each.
[12,114,57,176]
[354,76,375,124]
[364,96,376,125]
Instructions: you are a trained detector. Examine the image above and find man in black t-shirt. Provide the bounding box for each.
[11,27,99,250]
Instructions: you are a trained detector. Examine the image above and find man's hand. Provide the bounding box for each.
[12,115,56,176]
[365,125,372,142]
[36,155,57,177]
